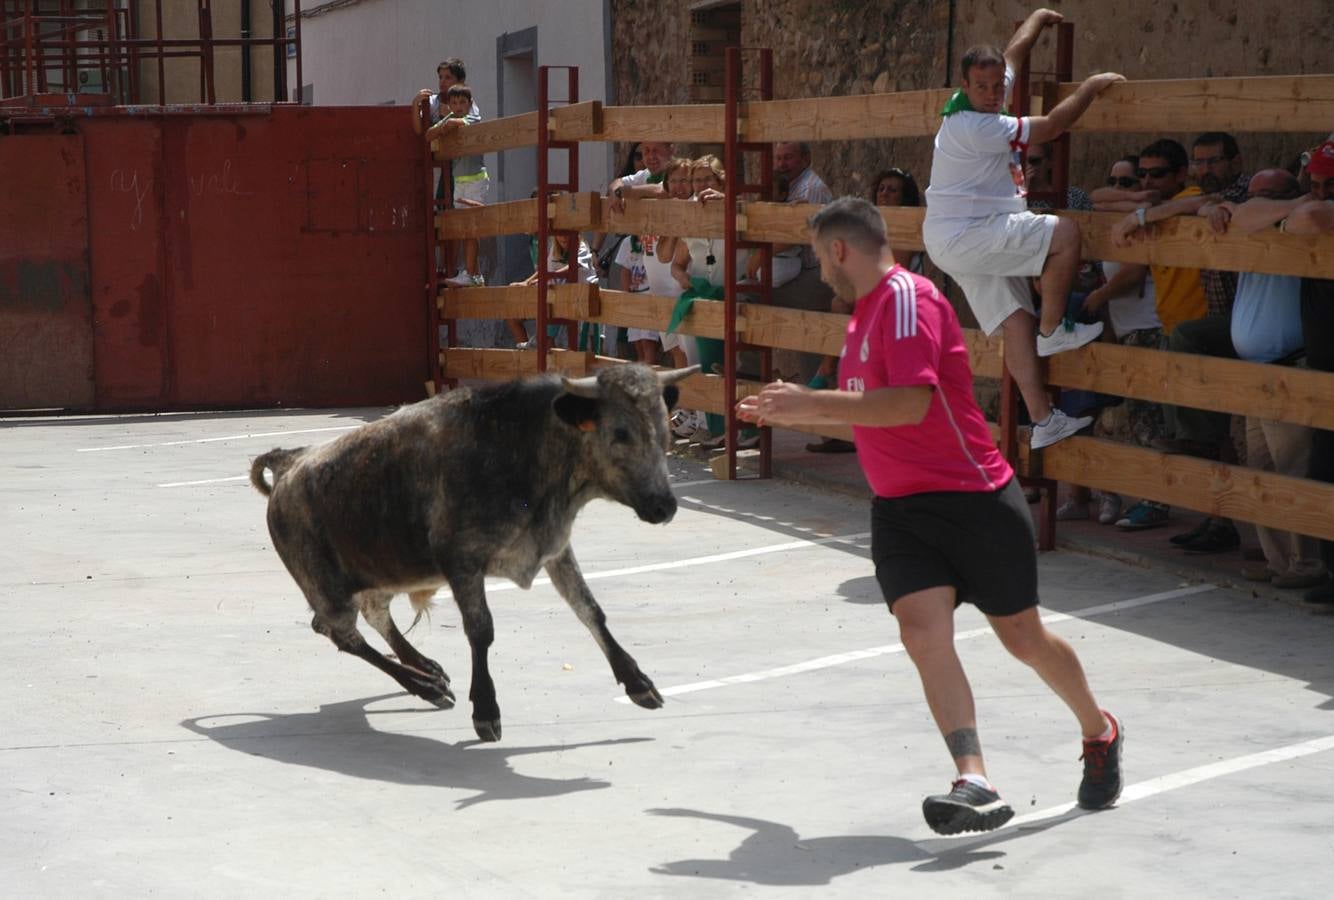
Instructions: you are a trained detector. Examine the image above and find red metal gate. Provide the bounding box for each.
[0,133,95,409]
[1,105,430,412]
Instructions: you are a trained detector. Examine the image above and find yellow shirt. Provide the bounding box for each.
[1150,186,1207,334]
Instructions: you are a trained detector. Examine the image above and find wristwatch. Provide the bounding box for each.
[1135,207,1147,227]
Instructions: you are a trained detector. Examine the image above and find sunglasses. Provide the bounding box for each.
[1106,176,1138,188]
[1136,166,1175,179]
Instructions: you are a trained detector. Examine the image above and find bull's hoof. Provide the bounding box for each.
[626,682,664,709]
[473,717,502,742]
[418,657,450,686]
[424,683,456,709]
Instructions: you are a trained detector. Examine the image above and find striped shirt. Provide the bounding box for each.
[838,266,1012,498]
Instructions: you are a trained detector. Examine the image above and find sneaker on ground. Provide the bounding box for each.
[1097,492,1122,525]
[1056,498,1089,521]
[444,269,474,287]
[1115,500,1170,530]
[1036,320,1104,357]
[1078,710,1124,810]
[922,780,1015,835]
[515,338,536,350]
[1030,409,1094,450]
[1180,519,1240,553]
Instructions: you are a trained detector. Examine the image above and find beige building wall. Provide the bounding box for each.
[134,0,278,104]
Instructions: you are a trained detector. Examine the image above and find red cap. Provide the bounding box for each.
[1308,140,1334,178]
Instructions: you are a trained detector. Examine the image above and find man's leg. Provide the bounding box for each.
[987,606,1123,809]
[894,586,1015,833]
[893,586,985,777]
[1036,217,1083,337]
[1000,308,1053,423]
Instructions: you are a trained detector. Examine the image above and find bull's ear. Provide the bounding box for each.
[554,393,600,431]
[662,385,681,411]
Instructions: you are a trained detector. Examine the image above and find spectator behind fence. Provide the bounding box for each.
[649,158,698,370]
[922,7,1124,450]
[432,85,491,288]
[506,231,600,350]
[609,141,674,210]
[1209,145,1334,599]
[806,167,925,455]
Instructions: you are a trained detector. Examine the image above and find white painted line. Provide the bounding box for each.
[920,732,1334,849]
[616,583,1218,703]
[157,475,251,488]
[76,425,357,453]
[671,478,724,489]
[485,531,871,596]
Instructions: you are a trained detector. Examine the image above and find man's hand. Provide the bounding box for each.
[737,381,816,428]
[1112,212,1145,248]
[1032,8,1065,27]
[1084,72,1126,95]
[1200,202,1233,235]
[695,187,725,204]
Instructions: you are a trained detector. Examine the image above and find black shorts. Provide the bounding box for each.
[870,477,1038,617]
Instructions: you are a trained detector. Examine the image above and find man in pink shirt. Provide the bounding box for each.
[738,198,1122,835]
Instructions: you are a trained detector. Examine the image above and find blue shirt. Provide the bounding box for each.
[1231,272,1304,363]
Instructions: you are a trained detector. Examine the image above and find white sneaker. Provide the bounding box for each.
[1056,498,1089,521]
[515,337,536,350]
[445,269,473,288]
[1036,320,1103,357]
[671,410,698,439]
[1096,492,1122,525]
[1030,409,1093,449]
[469,273,487,287]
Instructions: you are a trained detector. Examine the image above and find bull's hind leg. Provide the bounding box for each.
[545,547,663,709]
[444,572,502,741]
[356,591,454,706]
[304,590,454,709]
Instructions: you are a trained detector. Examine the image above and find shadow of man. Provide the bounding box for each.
[181,693,650,808]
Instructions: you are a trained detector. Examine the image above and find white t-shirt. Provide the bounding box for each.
[641,236,683,297]
[548,239,599,284]
[924,65,1031,222]
[613,236,648,292]
[429,95,481,125]
[1102,261,1161,337]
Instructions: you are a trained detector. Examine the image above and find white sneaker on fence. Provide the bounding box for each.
[1030,409,1094,450]
[1036,320,1103,357]
[445,269,473,288]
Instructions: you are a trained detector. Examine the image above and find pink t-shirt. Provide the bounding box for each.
[838,266,1013,498]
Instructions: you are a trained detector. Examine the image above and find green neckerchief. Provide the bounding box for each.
[646,172,665,184]
[940,90,1008,117]
[667,278,724,334]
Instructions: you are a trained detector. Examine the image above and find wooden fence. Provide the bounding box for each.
[425,68,1334,546]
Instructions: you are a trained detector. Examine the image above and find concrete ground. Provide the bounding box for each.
[4,407,1334,898]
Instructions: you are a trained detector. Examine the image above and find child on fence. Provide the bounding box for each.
[429,84,490,288]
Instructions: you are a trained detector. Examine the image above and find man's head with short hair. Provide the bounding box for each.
[637,142,674,175]
[437,58,466,92]
[1191,132,1242,193]
[808,197,890,303]
[775,142,812,180]
[1138,138,1190,197]
[1247,168,1302,201]
[960,45,1007,114]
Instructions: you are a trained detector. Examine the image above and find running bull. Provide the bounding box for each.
[250,363,699,741]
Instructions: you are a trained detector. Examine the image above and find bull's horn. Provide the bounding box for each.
[657,364,702,386]
[561,374,602,398]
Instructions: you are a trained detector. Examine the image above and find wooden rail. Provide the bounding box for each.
[434,73,1334,158]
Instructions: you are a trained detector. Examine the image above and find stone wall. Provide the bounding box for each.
[611,0,1332,199]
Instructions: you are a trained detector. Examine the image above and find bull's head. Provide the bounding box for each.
[554,364,700,524]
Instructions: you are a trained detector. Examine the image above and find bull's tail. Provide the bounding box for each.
[250,447,306,496]
[407,590,438,633]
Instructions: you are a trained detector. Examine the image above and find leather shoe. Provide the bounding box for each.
[1180,520,1240,553]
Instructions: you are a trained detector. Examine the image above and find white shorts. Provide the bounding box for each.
[923,210,1057,335]
[454,176,490,206]
[627,327,660,344]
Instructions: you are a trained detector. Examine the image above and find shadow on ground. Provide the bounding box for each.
[180,693,651,808]
[645,806,1088,886]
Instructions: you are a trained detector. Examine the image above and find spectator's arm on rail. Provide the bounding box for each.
[1282,199,1334,235]
[737,382,932,429]
[1028,72,1124,146]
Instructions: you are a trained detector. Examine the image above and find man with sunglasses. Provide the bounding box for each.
[923,7,1125,450]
